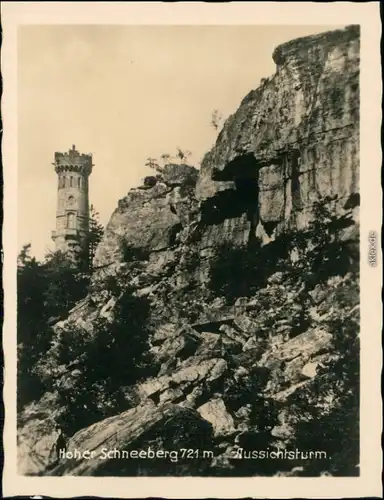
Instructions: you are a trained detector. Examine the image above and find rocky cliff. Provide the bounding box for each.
[18,25,360,478]
[196,25,359,247]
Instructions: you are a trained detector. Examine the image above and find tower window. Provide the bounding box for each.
[78,177,81,188]
[70,176,74,187]
[67,212,76,229]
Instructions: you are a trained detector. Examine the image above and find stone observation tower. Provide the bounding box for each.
[51,145,93,255]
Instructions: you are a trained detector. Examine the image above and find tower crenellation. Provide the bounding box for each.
[54,144,93,176]
[52,145,94,258]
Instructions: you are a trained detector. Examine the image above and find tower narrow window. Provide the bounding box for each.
[70,176,74,187]
[78,177,81,188]
[67,212,76,229]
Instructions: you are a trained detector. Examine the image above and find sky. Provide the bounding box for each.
[18,24,341,259]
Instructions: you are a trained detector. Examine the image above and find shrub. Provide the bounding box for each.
[284,274,360,476]
[208,243,255,303]
[51,285,156,436]
[120,240,150,264]
[286,196,357,286]
[17,246,90,409]
[207,238,284,303]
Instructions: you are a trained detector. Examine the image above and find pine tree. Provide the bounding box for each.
[88,205,104,270]
[71,204,104,272]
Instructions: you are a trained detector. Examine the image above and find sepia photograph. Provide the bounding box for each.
[16,22,361,478]
[2,2,382,498]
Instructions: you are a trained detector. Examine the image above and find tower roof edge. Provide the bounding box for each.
[53,146,94,175]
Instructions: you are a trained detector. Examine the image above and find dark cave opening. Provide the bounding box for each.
[234,176,259,203]
[200,189,247,226]
[212,153,259,182]
[201,154,261,227]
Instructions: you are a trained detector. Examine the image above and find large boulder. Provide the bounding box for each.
[17,392,63,475]
[137,357,227,403]
[161,163,199,187]
[47,401,214,476]
[197,398,236,437]
[261,328,332,367]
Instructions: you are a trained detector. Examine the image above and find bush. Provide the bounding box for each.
[207,238,286,303]
[207,196,357,304]
[17,246,90,409]
[286,196,357,286]
[120,240,150,264]
[208,243,257,303]
[284,274,360,476]
[50,286,156,436]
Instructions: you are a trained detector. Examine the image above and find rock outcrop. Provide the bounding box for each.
[18,26,360,478]
[93,163,198,270]
[196,25,359,247]
[47,401,214,476]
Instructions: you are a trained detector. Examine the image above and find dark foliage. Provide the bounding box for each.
[17,246,89,409]
[120,239,150,264]
[207,195,357,304]
[207,238,285,304]
[17,208,104,409]
[53,285,155,436]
